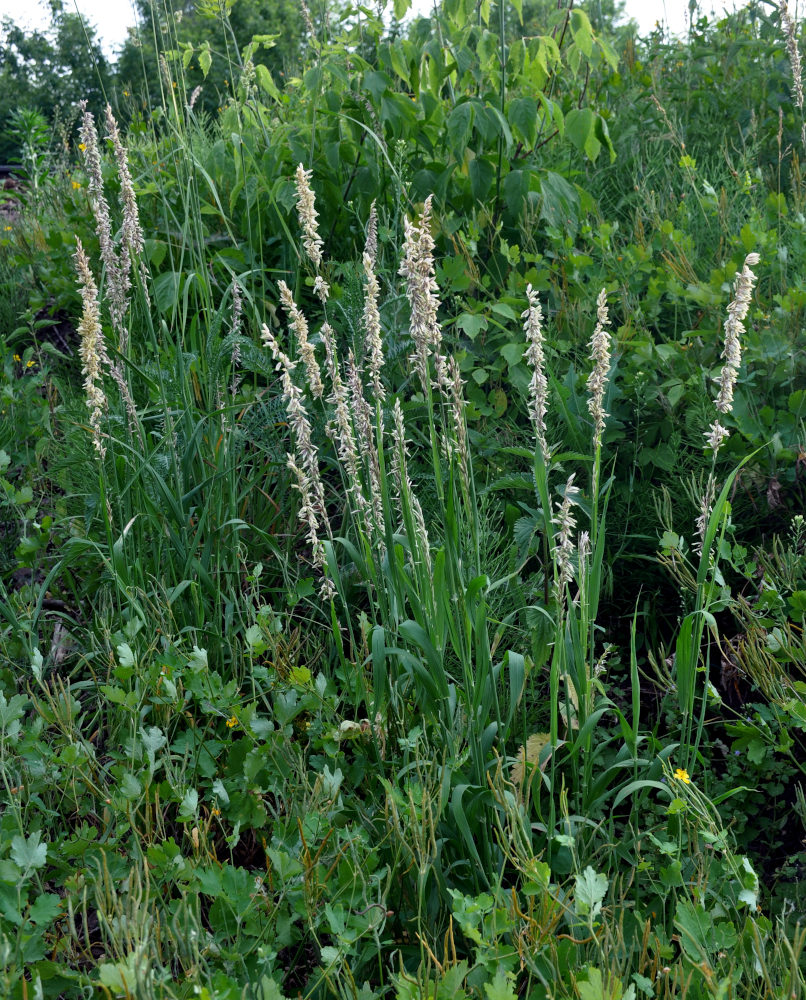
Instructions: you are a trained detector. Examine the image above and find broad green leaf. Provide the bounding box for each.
[198,43,212,78]
[457,312,488,340]
[500,342,525,366]
[255,63,280,101]
[140,725,167,771]
[509,96,537,147]
[11,832,47,872]
[574,866,608,918]
[570,9,593,56]
[484,968,518,1000]
[0,692,28,730]
[178,788,199,822]
[120,772,141,800]
[446,102,474,162]
[28,893,61,926]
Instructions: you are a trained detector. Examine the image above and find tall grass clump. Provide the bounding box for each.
[37,98,291,680]
[261,169,680,902]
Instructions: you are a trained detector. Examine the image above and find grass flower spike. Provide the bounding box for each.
[78,103,123,331]
[706,252,760,454]
[260,322,325,516]
[294,163,325,272]
[586,288,611,452]
[553,474,580,601]
[362,252,385,402]
[779,1,803,111]
[278,280,324,399]
[523,284,550,465]
[74,238,108,460]
[399,196,447,397]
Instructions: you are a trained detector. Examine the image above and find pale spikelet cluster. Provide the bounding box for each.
[362,252,385,402]
[399,196,447,397]
[287,454,334,600]
[74,239,108,459]
[262,321,335,596]
[79,103,146,351]
[553,474,579,600]
[278,281,323,399]
[299,0,316,38]
[447,356,470,495]
[79,104,122,327]
[707,252,760,454]
[780,1,804,111]
[694,473,717,556]
[365,201,378,267]
[229,281,243,401]
[522,284,550,465]
[294,163,325,274]
[260,324,325,514]
[321,323,369,523]
[586,288,611,452]
[346,351,384,539]
[159,53,173,91]
[105,105,144,261]
[390,399,432,578]
[189,85,202,110]
[389,398,408,517]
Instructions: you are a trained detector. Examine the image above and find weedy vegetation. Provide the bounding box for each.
[0,0,805,997]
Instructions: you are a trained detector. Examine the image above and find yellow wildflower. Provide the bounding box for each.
[211,807,221,816]
[123,90,130,97]
[78,142,86,152]
[72,180,81,190]
[225,715,238,728]
[673,768,691,784]
[4,226,11,232]
[26,359,35,368]
[13,354,21,362]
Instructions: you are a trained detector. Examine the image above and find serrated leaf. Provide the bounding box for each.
[178,788,199,822]
[11,832,47,872]
[575,866,608,918]
[212,778,230,805]
[139,725,167,771]
[28,893,61,926]
[484,968,518,1000]
[120,772,141,801]
[457,312,488,340]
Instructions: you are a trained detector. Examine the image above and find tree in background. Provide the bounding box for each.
[0,0,112,163]
[117,0,307,117]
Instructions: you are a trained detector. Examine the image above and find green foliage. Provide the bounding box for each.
[0,2,112,163]
[2,0,806,996]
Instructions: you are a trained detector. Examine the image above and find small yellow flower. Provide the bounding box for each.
[123,90,130,97]
[673,768,691,784]
[26,359,35,368]
[225,715,238,728]
[211,807,221,816]
[72,180,81,190]
[13,354,21,362]
[4,225,11,232]
[172,81,177,88]
[78,142,86,152]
